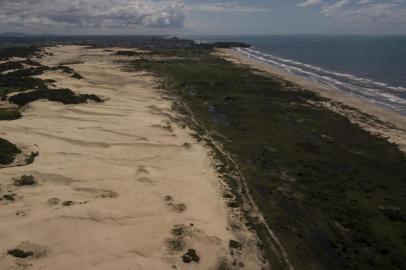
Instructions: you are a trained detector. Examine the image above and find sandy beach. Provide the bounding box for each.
[0,46,265,269]
[217,49,406,152]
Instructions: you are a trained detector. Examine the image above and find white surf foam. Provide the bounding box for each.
[235,47,406,115]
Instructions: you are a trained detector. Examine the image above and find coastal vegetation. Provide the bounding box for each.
[0,108,21,120]
[0,46,40,60]
[0,47,42,166]
[0,138,21,165]
[9,89,103,106]
[0,46,101,167]
[0,74,49,97]
[115,50,148,56]
[131,48,406,270]
[211,42,251,48]
[13,175,37,186]
[0,47,100,106]
[0,63,83,100]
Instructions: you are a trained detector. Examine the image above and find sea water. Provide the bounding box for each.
[188,35,406,115]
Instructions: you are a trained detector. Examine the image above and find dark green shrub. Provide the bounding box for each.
[0,138,21,165]
[9,89,103,106]
[13,175,37,186]
[0,108,21,120]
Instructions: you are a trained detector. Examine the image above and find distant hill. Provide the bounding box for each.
[0,32,34,37]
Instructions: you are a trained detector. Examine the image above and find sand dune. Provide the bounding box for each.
[0,46,265,269]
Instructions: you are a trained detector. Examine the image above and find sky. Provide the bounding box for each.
[0,0,405,35]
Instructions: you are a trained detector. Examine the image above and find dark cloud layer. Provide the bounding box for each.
[0,0,405,34]
[0,0,186,29]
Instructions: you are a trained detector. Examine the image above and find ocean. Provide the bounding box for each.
[187,35,406,115]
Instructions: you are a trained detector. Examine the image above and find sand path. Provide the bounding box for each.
[0,46,262,269]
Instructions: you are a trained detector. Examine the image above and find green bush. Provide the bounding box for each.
[0,108,21,120]
[0,138,21,165]
[9,89,103,106]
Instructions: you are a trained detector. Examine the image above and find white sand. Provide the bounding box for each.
[0,46,265,269]
[217,49,406,153]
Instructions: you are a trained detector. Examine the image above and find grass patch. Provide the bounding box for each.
[131,49,406,270]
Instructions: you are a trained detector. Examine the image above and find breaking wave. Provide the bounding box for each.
[236,47,406,115]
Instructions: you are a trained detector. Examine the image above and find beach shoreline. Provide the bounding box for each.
[217,48,406,152]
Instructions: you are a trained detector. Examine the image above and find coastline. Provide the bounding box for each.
[2,43,405,270]
[217,48,406,152]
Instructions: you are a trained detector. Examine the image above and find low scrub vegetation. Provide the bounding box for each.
[9,89,103,106]
[0,138,21,165]
[0,61,24,73]
[0,74,48,98]
[132,48,406,270]
[0,108,21,120]
[13,175,37,186]
[0,46,100,169]
[0,46,40,61]
[115,50,151,56]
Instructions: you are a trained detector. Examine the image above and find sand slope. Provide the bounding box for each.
[0,46,264,269]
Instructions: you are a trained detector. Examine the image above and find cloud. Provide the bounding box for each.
[358,0,373,4]
[0,0,271,30]
[186,2,271,13]
[320,0,350,16]
[320,0,406,25]
[298,0,322,8]
[0,0,187,29]
[345,3,406,24]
